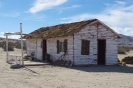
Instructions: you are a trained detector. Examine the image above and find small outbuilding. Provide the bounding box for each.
[24,19,120,66]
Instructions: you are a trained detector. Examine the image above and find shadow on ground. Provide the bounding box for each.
[64,65,133,74]
[23,67,40,74]
[23,60,133,74]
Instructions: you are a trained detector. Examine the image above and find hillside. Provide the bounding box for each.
[0,37,26,50]
[118,34,133,47]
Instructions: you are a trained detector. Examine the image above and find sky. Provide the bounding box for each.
[0,0,133,39]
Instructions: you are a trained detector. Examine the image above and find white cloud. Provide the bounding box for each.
[113,27,133,36]
[29,0,67,14]
[61,1,133,36]
[0,32,4,35]
[61,13,91,23]
[0,32,5,38]
[60,17,70,20]
[0,32,21,39]
[115,1,126,6]
[57,4,81,14]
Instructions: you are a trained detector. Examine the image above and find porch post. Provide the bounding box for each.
[20,23,24,66]
[6,35,8,63]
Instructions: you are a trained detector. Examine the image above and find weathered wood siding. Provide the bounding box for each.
[26,39,42,60]
[47,36,74,62]
[36,39,42,60]
[26,23,118,65]
[74,23,118,65]
[73,25,97,65]
[97,25,118,65]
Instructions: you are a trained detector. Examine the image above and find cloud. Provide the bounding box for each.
[61,1,133,36]
[0,32,4,38]
[115,1,126,6]
[57,4,81,14]
[29,0,67,14]
[0,12,20,17]
[0,32,21,39]
[60,13,91,23]
[113,27,133,36]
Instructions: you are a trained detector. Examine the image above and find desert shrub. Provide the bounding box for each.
[15,42,21,49]
[2,42,14,51]
[2,45,14,51]
[118,47,126,54]
[0,39,27,51]
[118,50,125,54]
[118,46,133,54]
[15,41,26,50]
[23,43,27,50]
[0,42,2,47]
[0,41,6,47]
[23,55,30,61]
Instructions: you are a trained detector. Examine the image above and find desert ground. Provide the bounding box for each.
[0,48,133,88]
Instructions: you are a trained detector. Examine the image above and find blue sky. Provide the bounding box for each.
[0,0,133,39]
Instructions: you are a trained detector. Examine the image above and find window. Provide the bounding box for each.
[60,42,64,52]
[57,39,67,54]
[81,40,90,55]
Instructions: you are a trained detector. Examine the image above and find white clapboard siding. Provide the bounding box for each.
[73,24,118,65]
[26,21,118,66]
[47,36,74,62]
[37,39,42,60]
[26,38,42,60]
[26,39,37,57]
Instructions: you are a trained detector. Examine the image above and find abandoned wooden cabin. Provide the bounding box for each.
[24,19,121,66]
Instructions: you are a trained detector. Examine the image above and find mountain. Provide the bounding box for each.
[118,34,133,47]
[0,37,24,43]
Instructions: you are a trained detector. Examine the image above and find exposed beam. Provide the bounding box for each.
[4,32,27,36]
[4,23,25,66]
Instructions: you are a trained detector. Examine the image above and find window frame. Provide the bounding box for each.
[81,40,90,55]
[57,39,67,54]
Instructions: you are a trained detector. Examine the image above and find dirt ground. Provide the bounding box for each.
[0,48,133,88]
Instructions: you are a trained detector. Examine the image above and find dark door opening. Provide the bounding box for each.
[97,39,106,65]
[42,39,47,61]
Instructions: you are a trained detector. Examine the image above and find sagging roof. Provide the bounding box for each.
[24,19,120,39]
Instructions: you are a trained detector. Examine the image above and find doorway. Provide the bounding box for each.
[97,39,106,65]
[42,39,47,61]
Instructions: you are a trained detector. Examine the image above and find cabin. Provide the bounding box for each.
[24,19,120,66]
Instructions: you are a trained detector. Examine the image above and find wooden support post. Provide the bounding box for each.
[6,35,8,63]
[20,23,24,66]
[4,23,26,66]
